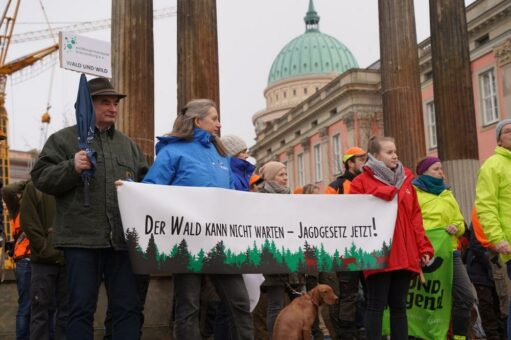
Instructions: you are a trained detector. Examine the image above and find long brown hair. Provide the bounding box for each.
[170,99,228,156]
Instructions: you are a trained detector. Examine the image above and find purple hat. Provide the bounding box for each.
[416,157,441,175]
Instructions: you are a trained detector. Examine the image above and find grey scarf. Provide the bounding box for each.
[261,181,291,194]
[365,154,406,189]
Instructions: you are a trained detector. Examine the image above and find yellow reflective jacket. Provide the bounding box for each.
[476,146,511,262]
[415,187,465,250]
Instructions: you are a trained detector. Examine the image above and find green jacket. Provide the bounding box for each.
[31,125,148,250]
[476,146,511,262]
[20,181,63,264]
[415,187,465,250]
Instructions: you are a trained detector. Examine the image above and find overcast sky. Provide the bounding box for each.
[4,0,474,152]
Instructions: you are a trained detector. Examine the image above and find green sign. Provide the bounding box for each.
[383,228,453,339]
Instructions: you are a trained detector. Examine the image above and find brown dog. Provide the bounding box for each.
[272,284,338,340]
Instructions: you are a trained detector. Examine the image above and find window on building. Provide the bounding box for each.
[424,71,433,82]
[314,144,322,182]
[293,89,297,96]
[284,91,287,98]
[426,102,437,149]
[304,87,308,95]
[480,68,499,125]
[475,33,489,47]
[332,134,341,174]
[297,153,305,186]
[311,120,318,128]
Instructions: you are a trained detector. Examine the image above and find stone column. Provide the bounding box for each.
[301,138,311,185]
[341,112,355,147]
[357,112,382,149]
[112,0,155,161]
[286,148,295,189]
[378,0,426,168]
[429,0,480,219]
[319,127,330,183]
[177,0,220,116]
[495,38,511,119]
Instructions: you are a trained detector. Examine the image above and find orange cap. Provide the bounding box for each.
[343,147,366,163]
[249,175,262,186]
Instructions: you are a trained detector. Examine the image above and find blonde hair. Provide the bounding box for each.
[367,136,395,156]
[170,99,228,156]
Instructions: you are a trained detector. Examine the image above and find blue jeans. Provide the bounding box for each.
[214,301,231,340]
[15,259,32,340]
[173,273,253,340]
[64,248,140,340]
[266,285,285,339]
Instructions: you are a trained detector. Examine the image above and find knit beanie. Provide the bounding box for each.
[496,119,511,142]
[220,135,248,157]
[259,161,285,181]
[416,156,441,175]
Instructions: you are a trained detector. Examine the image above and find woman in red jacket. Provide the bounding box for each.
[350,136,434,339]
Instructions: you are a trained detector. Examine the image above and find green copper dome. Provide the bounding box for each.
[267,0,358,85]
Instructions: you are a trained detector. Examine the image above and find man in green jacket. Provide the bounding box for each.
[475,118,511,335]
[31,77,148,340]
[20,181,68,340]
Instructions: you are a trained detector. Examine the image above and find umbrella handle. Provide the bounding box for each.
[83,178,91,207]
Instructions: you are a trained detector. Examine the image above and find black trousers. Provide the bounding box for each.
[365,270,411,340]
[475,285,507,340]
[30,262,69,340]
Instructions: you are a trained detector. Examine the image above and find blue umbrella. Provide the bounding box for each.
[74,73,97,207]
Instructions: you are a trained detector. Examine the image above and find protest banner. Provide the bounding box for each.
[59,31,111,77]
[117,181,398,275]
[382,228,453,339]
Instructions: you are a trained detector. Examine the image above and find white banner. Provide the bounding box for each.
[117,181,398,274]
[59,31,111,77]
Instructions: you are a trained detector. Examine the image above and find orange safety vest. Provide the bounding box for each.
[325,178,352,195]
[11,213,31,260]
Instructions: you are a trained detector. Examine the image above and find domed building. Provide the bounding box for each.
[250,0,511,199]
[252,0,358,134]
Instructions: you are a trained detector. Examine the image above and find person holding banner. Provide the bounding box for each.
[349,136,433,340]
[257,161,305,337]
[142,99,253,340]
[31,78,149,340]
[325,146,367,340]
[215,134,256,340]
[413,156,476,339]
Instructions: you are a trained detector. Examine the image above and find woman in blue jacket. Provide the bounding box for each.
[143,99,253,340]
[221,134,255,191]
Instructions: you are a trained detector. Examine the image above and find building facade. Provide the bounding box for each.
[251,0,511,192]
[9,149,37,183]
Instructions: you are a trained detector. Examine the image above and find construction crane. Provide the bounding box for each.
[1,4,177,182]
[11,6,177,44]
[0,0,58,187]
[0,1,57,269]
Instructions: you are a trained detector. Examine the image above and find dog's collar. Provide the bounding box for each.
[305,292,320,307]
